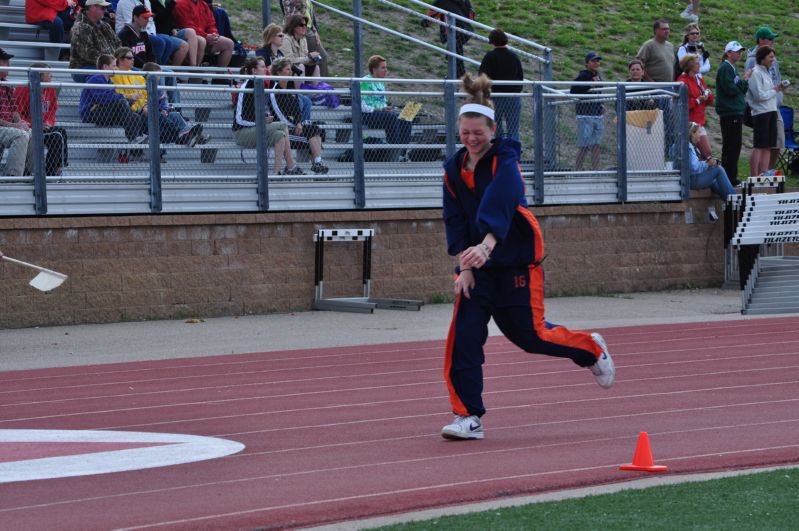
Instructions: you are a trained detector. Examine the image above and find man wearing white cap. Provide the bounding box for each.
[715,41,752,185]
[69,0,120,82]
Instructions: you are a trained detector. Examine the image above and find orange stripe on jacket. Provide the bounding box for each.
[444,295,470,416]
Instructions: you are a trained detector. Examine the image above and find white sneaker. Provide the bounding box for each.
[680,5,699,22]
[590,333,615,389]
[441,414,484,440]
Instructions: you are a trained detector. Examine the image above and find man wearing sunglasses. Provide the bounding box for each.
[69,0,121,82]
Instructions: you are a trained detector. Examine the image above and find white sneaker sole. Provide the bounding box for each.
[441,428,484,440]
[590,333,616,389]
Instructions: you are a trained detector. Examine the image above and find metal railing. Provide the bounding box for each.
[0,65,688,216]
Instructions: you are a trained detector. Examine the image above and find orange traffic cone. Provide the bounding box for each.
[619,432,668,472]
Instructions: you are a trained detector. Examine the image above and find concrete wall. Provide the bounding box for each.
[1,194,731,328]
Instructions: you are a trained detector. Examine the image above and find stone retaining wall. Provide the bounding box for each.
[0,193,737,328]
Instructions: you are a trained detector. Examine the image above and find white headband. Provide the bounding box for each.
[459,103,495,121]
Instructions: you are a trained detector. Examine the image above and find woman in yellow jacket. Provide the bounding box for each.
[110,47,147,113]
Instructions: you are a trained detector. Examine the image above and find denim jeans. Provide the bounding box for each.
[690,165,736,198]
[493,95,521,141]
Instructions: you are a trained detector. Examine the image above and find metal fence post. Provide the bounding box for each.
[533,84,544,204]
[542,48,553,81]
[27,70,47,214]
[263,0,271,29]
[444,79,456,158]
[254,76,270,210]
[146,74,162,213]
[677,84,690,199]
[353,0,363,77]
[616,84,628,202]
[446,13,457,80]
[350,79,365,208]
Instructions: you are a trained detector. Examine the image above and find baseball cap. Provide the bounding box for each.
[755,26,778,41]
[132,4,154,17]
[724,41,745,53]
[585,51,602,62]
[84,0,111,7]
[0,47,14,61]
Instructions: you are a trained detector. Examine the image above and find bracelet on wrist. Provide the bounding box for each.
[478,243,491,258]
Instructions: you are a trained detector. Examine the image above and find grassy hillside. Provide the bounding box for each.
[231,0,796,100]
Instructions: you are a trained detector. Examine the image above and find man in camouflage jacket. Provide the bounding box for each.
[69,0,120,80]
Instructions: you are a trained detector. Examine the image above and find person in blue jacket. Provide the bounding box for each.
[78,53,147,143]
[440,74,616,440]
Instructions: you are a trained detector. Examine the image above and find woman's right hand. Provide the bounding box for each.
[454,269,475,299]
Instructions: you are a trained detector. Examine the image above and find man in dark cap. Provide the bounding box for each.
[570,51,605,171]
[0,48,31,176]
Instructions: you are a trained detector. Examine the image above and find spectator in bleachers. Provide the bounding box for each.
[744,27,784,173]
[172,0,233,68]
[636,19,674,82]
[269,58,328,175]
[25,0,77,54]
[280,14,321,79]
[256,23,313,125]
[116,0,188,67]
[715,41,750,186]
[110,47,147,113]
[141,62,208,146]
[478,28,523,142]
[14,63,69,175]
[281,0,328,77]
[360,55,412,162]
[203,0,246,67]
[116,4,157,68]
[625,59,657,111]
[677,53,713,159]
[676,23,710,77]
[232,57,300,175]
[421,0,475,79]
[570,51,604,171]
[78,53,148,143]
[255,23,285,68]
[151,0,202,67]
[746,45,784,176]
[688,121,735,198]
[0,48,32,176]
[69,0,120,82]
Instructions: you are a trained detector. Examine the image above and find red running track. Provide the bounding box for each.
[1,317,799,529]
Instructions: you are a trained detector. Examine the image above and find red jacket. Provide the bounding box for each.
[678,72,714,126]
[25,0,69,24]
[14,86,58,128]
[172,0,217,38]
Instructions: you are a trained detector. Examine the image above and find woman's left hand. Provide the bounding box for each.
[460,243,491,270]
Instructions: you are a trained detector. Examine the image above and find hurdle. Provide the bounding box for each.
[723,175,787,287]
[729,190,799,314]
[312,228,423,313]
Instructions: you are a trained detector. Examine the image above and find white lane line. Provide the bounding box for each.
[114,444,799,530]
[0,430,244,484]
[3,421,796,515]
[3,361,798,414]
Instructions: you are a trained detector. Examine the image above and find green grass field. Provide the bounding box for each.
[376,467,799,530]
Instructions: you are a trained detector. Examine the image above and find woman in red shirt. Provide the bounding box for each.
[677,53,714,159]
[15,63,69,175]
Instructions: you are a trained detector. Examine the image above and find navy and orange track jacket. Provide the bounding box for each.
[442,138,543,269]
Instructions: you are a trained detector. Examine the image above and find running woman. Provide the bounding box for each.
[440,74,615,440]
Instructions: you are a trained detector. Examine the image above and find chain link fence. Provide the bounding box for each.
[1,65,687,215]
